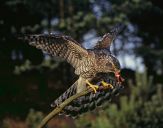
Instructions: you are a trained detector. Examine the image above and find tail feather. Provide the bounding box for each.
[51,80,78,108]
[51,76,123,118]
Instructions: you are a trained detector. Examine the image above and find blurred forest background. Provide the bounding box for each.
[0,0,163,128]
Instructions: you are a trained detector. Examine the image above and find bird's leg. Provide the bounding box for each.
[86,80,99,93]
[101,80,114,89]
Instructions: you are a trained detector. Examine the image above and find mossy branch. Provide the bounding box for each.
[38,88,92,128]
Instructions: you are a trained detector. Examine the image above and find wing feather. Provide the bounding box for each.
[21,34,88,68]
[94,23,125,49]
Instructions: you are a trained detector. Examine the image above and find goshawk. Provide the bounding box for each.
[20,24,125,116]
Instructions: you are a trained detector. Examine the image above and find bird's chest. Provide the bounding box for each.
[94,51,108,70]
[74,56,96,77]
[95,57,107,71]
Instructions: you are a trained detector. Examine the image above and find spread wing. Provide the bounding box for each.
[94,23,125,49]
[94,33,115,49]
[21,34,88,68]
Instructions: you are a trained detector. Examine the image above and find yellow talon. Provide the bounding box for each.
[101,80,114,89]
[86,80,99,93]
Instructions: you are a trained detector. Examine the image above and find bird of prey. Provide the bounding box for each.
[20,23,125,116]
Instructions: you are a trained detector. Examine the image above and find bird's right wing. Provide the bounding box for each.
[20,34,89,68]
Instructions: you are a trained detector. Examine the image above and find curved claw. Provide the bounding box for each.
[86,80,99,93]
[101,80,113,89]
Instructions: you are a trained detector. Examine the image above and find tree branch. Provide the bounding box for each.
[38,88,92,128]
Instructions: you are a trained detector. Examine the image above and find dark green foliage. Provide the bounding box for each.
[25,109,44,128]
[127,86,163,128]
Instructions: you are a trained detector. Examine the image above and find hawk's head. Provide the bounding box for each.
[106,55,124,83]
[105,55,120,72]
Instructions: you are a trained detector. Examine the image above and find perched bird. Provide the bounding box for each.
[20,23,125,116]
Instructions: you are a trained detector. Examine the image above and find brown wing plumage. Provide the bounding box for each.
[94,23,125,49]
[94,33,114,49]
[22,34,88,68]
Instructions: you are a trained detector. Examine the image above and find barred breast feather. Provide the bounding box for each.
[75,57,96,78]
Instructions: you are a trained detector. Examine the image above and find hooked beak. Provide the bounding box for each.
[115,71,125,83]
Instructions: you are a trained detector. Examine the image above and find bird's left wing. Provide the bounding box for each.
[20,34,88,68]
[94,23,125,49]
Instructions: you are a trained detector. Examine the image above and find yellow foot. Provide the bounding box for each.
[86,80,99,93]
[101,80,114,89]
